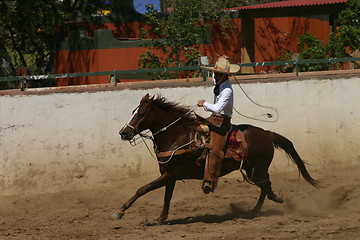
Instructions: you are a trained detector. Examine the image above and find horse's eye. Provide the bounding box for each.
[137,106,148,116]
[132,107,141,115]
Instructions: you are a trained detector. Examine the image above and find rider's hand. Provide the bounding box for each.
[198,100,205,107]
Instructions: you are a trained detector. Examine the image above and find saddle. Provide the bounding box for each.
[154,115,247,162]
[225,127,248,161]
[194,113,248,163]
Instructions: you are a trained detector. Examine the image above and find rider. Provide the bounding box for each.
[197,56,240,194]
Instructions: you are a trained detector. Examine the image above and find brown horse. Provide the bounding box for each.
[114,93,318,222]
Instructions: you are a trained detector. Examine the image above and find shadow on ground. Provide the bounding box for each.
[145,203,283,226]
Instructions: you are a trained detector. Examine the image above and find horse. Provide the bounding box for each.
[114,93,318,222]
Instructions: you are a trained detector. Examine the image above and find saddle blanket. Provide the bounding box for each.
[226,129,248,161]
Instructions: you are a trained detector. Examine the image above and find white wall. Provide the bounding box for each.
[1,76,360,194]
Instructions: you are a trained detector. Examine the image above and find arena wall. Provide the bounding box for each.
[1,71,359,195]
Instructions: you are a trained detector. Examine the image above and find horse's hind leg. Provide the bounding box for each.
[250,171,283,213]
[242,165,267,213]
[251,188,267,213]
[263,174,283,203]
[253,173,283,210]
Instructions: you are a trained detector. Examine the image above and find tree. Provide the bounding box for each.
[140,1,217,69]
[336,0,360,53]
[0,0,108,78]
[139,0,279,78]
[281,0,360,71]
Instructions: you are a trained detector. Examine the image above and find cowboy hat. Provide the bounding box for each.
[200,56,240,75]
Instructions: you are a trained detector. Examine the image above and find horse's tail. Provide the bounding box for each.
[269,131,319,187]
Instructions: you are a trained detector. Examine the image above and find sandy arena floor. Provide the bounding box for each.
[0,164,359,240]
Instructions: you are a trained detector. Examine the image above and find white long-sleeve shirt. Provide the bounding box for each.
[203,78,233,118]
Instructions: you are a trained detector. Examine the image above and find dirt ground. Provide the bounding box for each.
[0,163,359,240]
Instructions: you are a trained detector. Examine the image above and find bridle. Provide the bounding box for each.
[122,104,199,164]
[121,106,154,146]
[124,104,198,143]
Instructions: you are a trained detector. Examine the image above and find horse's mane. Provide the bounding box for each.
[152,95,201,128]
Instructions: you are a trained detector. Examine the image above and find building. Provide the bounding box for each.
[54,0,348,85]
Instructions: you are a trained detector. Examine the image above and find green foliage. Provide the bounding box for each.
[138,0,242,79]
[326,32,348,58]
[0,0,107,78]
[337,0,360,52]
[297,33,335,71]
[139,50,163,69]
[138,50,176,79]
[297,33,326,59]
[140,1,205,69]
[140,0,284,78]
[280,0,360,72]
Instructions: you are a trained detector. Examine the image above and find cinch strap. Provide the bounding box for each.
[156,149,192,158]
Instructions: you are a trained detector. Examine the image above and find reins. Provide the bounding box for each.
[132,104,199,165]
[156,139,195,164]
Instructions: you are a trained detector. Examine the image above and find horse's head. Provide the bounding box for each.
[119,93,155,141]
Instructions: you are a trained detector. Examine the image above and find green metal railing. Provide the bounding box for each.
[239,57,360,75]
[0,57,359,91]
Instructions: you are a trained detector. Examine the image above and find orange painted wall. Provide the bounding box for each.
[254,16,331,72]
[55,47,169,85]
[55,16,332,85]
[200,18,242,65]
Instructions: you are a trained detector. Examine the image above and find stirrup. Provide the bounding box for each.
[195,132,207,148]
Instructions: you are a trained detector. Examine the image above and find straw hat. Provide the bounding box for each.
[201,56,240,75]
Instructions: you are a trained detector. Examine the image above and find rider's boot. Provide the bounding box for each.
[202,149,224,194]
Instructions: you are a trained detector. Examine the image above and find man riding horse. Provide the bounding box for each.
[197,56,240,194]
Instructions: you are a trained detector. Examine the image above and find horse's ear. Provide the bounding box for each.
[143,93,150,100]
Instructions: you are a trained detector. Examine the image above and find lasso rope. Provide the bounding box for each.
[232,76,279,123]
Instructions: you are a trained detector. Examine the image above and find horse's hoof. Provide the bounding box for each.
[269,194,283,203]
[202,182,212,194]
[112,211,124,220]
[157,215,168,223]
[156,218,166,224]
[247,209,259,219]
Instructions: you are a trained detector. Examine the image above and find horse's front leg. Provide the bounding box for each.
[112,172,173,220]
[158,180,176,222]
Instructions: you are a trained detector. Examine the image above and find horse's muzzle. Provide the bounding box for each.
[119,129,134,141]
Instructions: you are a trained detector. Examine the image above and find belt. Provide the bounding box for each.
[212,113,231,119]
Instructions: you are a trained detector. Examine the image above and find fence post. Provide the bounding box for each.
[295,62,299,76]
[199,56,209,81]
[110,73,117,86]
[201,69,208,81]
[15,67,28,91]
[20,77,26,91]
